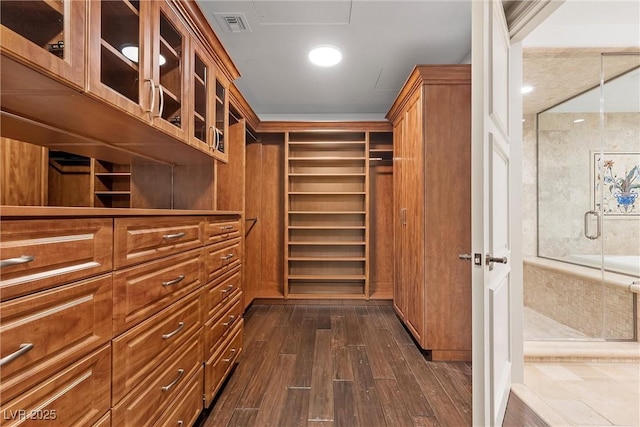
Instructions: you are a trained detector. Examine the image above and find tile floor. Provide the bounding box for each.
[516,308,640,426]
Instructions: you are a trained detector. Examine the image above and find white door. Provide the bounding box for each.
[471,1,513,425]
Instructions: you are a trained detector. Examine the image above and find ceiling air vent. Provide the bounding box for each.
[214,13,252,33]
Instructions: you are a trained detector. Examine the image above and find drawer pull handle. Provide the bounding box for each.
[163,232,186,240]
[162,322,185,339]
[161,368,184,392]
[221,285,234,295]
[162,275,185,287]
[1,255,35,268]
[220,253,234,261]
[178,422,184,427]
[222,348,237,363]
[223,315,236,327]
[0,343,34,366]
[220,225,234,231]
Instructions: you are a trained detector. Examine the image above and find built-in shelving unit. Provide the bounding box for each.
[285,131,369,299]
[91,159,131,208]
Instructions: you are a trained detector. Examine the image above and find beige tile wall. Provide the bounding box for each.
[523,260,636,340]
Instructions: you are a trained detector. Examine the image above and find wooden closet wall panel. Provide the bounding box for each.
[260,138,285,298]
[217,120,246,212]
[243,141,263,306]
[423,84,472,352]
[0,138,46,206]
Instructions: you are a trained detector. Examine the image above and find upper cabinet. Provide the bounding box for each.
[0,0,86,89]
[87,0,189,141]
[188,38,229,163]
[1,0,237,165]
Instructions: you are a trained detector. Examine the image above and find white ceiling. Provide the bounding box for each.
[197,0,472,121]
[196,0,639,121]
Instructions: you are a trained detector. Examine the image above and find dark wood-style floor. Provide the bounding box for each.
[198,304,548,427]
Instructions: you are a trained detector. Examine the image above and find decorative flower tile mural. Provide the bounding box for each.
[593,152,640,216]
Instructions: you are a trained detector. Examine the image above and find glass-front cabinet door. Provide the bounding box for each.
[213,75,229,163]
[87,0,150,119]
[150,1,189,141]
[0,0,85,89]
[189,40,213,153]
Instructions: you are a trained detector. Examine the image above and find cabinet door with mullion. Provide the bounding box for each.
[188,39,215,154]
[87,0,152,120]
[1,0,86,89]
[150,1,190,141]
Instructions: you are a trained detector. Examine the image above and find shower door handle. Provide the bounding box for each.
[583,210,601,240]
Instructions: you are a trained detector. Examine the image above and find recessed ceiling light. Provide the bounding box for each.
[309,46,342,67]
[521,86,534,94]
[121,44,166,66]
[573,118,585,123]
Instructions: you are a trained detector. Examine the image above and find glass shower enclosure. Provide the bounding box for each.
[533,53,640,341]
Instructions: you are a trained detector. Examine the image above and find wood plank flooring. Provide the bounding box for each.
[198,304,548,427]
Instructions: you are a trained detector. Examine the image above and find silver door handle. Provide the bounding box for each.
[162,275,185,287]
[162,322,185,339]
[583,210,601,240]
[486,255,508,264]
[0,343,34,366]
[161,369,184,392]
[163,232,186,240]
[1,255,35,268]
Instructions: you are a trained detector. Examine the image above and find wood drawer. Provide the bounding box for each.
[0,344,111,427]
[0,218,113,301]
[112,330,202,427]
[205,292,243,358]
[93,411,111,427]
[153,366,204,427]
[114,217,204,269]
[204,319,243,407]
[204,265,241,318]
[113,248,204,335]
[112,291,202,404]
[205,238,241,283]
[205,216,241,245]
[0,274,112,403]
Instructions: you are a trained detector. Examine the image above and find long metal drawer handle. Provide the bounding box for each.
[163,232,186,240]
[162,275,185,287]
[161,368,184,392]
[222,315,236,327]
[220,254,234,260]
[162,322,185,339]
[1,255,35,268]
[222,348,237,363]
[221,284,234,295]
[220,225,234,231]
[0,343,34,367]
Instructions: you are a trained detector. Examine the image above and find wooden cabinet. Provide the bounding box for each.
[0,218,113,301]
[387,65,472,361]
[86,0,150,119]
[0,274,112,403]
[285,131,369,299]
[111,289,202,404]
[87,0,189,142]
[113,216,204,269]
[1,209,243,427]
[0,345,111,427]
[188,39,229,163]
[0,0,86,89]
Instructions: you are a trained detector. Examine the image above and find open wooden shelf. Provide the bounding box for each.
[285,131,370,299]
